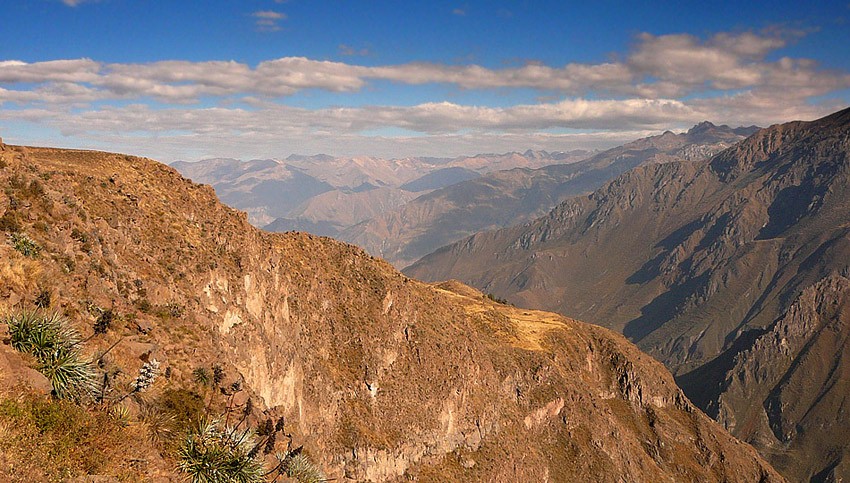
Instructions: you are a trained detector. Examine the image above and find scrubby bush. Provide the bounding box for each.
[34,289,51,309]
[154,388,206,431]
[93,308,115,334]
[139,401,177,443]
[0,210,20,232]
[177,418,264,483]
[486,293,512,305]
[5,311,97,400]
[9,232,41,257]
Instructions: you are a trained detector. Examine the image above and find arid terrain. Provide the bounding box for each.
[406,107,850,481]
[0,138,782,481]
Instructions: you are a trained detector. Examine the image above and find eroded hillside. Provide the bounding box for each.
[0,139,782,481]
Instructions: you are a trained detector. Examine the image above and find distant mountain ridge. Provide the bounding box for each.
[404,107,850,481]
[343,121,755,268]
[173,150,592,235]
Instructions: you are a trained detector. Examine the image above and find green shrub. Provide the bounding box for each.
[9,232,41,257]
[283,453,326,483]
[177,418,264,483]
[5,311,98,400]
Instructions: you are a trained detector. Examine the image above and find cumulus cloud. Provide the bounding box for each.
[0,29,848,159]
[2,30,846,104]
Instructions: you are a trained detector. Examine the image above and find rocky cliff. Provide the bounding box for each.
[0,140,781,481]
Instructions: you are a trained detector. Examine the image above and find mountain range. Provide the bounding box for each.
[0,138,782,481]
[173,150,592,237]
[405,107,850,481]
[343,121,758,268]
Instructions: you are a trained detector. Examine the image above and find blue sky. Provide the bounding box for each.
[1,0,849,161]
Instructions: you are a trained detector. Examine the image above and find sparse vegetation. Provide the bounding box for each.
[281,452,325,483]
[9,232,42,257]
[34,289,51,308]
[486,293,512,305]
[176,418,265,483]
[0,210,20,232]
[5,311,98,400]
[93,307,115,334]
[0,392,152,480]
[154,388,206,434]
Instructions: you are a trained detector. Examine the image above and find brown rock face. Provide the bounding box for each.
[405,106,850,479]
[0,144,782,481]
[681,274,850,482]
[0,343,52,395]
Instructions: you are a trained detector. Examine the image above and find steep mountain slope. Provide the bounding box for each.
[678,273,850,482]
[344,122,753,268]
[0,139,781,481]
[405,107,850,480]
[171,158,336,225]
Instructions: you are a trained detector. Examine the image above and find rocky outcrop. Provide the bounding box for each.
[0,143,782,481]
[0,342,52,395]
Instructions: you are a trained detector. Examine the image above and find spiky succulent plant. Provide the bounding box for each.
[5,311,97,400]
[177,418,264,483]
[284,453,325,483]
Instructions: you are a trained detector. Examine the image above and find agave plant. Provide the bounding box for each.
[177,418,264,483]
[139,401,176,443]
[37,346,99,400]
[282,453,325,483]
[5,311,98,400]
[8,311,78,357]
[109,403,132,427]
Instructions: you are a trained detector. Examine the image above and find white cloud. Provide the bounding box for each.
[339,44,370,56]
[253,11,285,19]
[0,29,848,159]
[2,30,845,104]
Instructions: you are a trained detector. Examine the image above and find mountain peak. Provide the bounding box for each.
[687,121,718,134]
[710,106,850,180]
